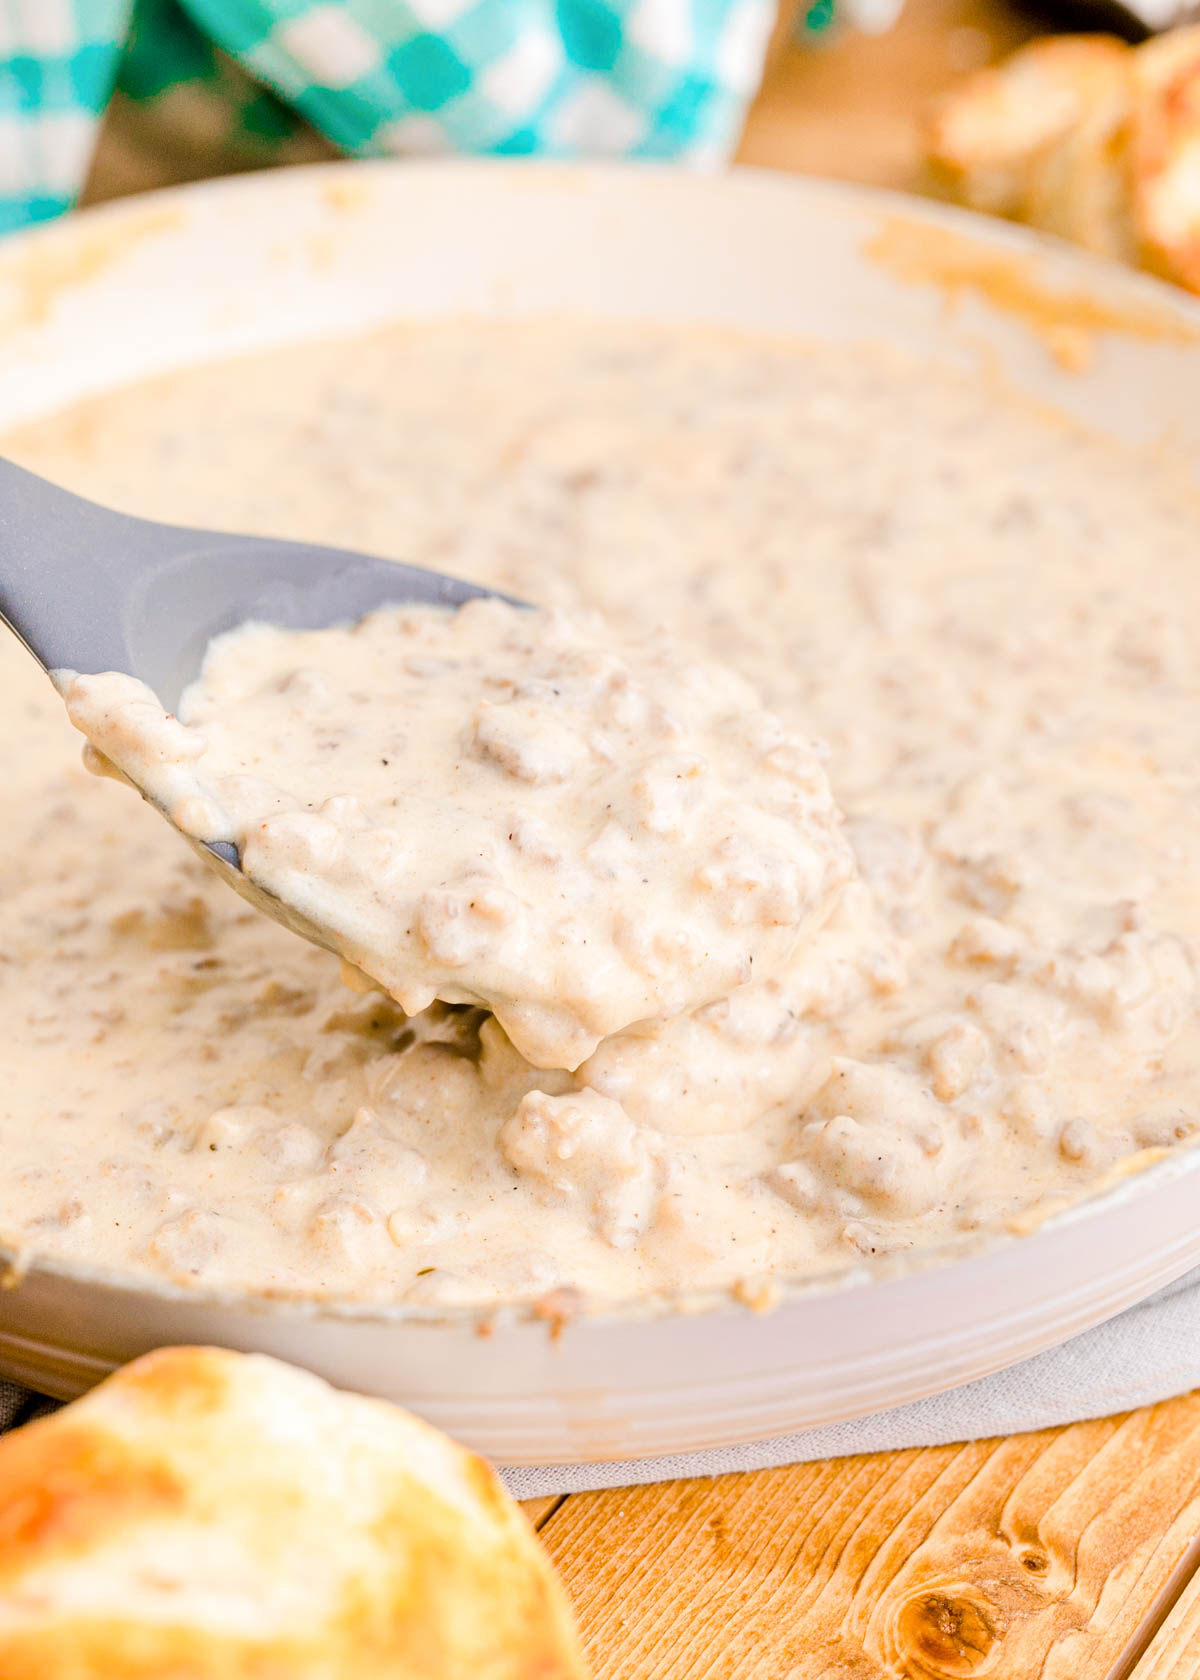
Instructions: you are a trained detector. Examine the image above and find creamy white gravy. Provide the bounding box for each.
[62,600,850,1074]
[3,320,1199,1308]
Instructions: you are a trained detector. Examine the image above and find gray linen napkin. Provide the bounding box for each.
[498,1265,1200,1496]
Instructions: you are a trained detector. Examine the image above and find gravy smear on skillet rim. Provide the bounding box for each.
[3,319,1199,1310]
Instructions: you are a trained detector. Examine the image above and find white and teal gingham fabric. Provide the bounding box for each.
[0,0,779,234]
[0,1,129,230]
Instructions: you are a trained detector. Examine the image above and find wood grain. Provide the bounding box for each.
[1124,1543,1200,1680]
[521,1496,565,1529]
[537,1395,1200,1679]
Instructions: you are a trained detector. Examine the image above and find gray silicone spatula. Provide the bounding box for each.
[0,454,517,955]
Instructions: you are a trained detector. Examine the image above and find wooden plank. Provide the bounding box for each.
[539,1395,1200,1679]
[521,1495,566,1529]
[1126,1541,1200,1680]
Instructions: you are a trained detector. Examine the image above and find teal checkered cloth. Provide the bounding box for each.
[0,0,778,233]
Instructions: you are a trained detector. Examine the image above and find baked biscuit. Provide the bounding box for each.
[927,36,1132,220]
[0,1346,587,1679]
[1131,26,1200,288]
[928,26,1200,290]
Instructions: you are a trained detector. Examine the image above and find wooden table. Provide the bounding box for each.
[81,8,1200,1674]
[521,1405,1200,1677]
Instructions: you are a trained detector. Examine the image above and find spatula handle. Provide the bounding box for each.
[0,455,150,680]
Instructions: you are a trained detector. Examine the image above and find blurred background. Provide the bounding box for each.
[3,0,1198,295]
[77,0,1041,202]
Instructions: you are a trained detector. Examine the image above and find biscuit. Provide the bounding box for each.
[1131,26,1200,288]
[0,1346,586,1679]
[927,36,1132,220]
[929,26,1200,293]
